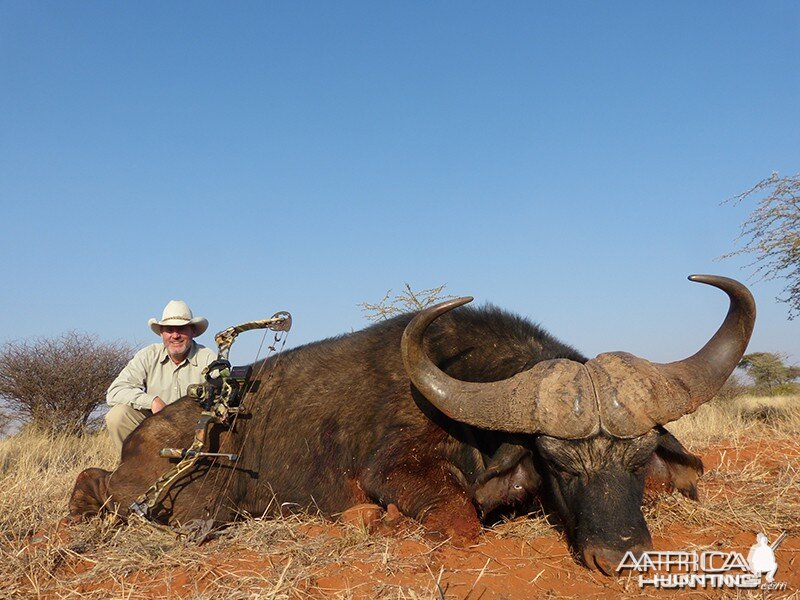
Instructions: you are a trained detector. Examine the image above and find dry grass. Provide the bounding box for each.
[654,394,800,533]
[667,393,800,449]
[1,395,798,599]
[0,429,117,539]
[644,441,799,537]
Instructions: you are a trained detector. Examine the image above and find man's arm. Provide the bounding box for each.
[106,346,160,410]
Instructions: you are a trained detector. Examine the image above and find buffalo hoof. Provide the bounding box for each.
[383,503,403,525]
[339,503,384,530]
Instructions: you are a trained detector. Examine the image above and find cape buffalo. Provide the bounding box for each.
[70,275,754,574]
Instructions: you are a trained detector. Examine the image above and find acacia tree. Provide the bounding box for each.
[722,172,800,317]
[359,283,452,321]
[738,352,799,393]
[0,332,133,435]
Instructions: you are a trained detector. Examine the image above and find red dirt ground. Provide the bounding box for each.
[37,439,800,598]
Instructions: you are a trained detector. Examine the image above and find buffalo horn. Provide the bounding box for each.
[655,275,756,418]
[401,297,600,438]
[586,275,756,437]
[401,275,756,440]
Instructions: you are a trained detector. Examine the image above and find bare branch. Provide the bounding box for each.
[359,283,454,321]
[721,172,800,318]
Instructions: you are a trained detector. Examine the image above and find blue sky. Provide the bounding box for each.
[1,2,798,367]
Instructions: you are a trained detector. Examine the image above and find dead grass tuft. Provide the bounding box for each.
[488,507,557,541]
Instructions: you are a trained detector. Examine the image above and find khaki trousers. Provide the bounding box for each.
[105,404,152,453]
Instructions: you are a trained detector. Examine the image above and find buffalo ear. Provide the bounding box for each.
[644,427,704,501]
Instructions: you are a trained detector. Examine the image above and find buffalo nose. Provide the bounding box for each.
[583,542,651,576]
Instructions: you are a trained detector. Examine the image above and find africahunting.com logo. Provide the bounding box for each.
[617,532,788,591]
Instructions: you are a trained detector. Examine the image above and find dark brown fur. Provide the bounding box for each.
[68,467,112,518]
[472,449,541,517]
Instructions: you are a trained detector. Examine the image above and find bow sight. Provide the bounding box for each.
[186,361,252,424]
[129,311,291,521]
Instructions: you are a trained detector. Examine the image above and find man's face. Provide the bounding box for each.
[160,325,195,362]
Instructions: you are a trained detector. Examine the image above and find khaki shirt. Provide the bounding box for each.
[106,341,217,410]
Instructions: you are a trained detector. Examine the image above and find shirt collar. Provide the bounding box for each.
[159,340,199,366]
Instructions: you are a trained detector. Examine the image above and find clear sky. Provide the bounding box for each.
[1,2,798,367]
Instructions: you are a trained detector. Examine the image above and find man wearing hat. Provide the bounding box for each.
[105,300,216,452]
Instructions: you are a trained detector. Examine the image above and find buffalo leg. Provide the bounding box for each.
[364,463,481,545]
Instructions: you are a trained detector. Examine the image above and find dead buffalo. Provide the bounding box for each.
[70,275,754,574]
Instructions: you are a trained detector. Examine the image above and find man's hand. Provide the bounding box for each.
[151,397,167,414]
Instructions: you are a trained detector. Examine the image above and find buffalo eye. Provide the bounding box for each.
[552,468,581,488]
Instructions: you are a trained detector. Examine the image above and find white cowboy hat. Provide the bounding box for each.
[148,300,209,336]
